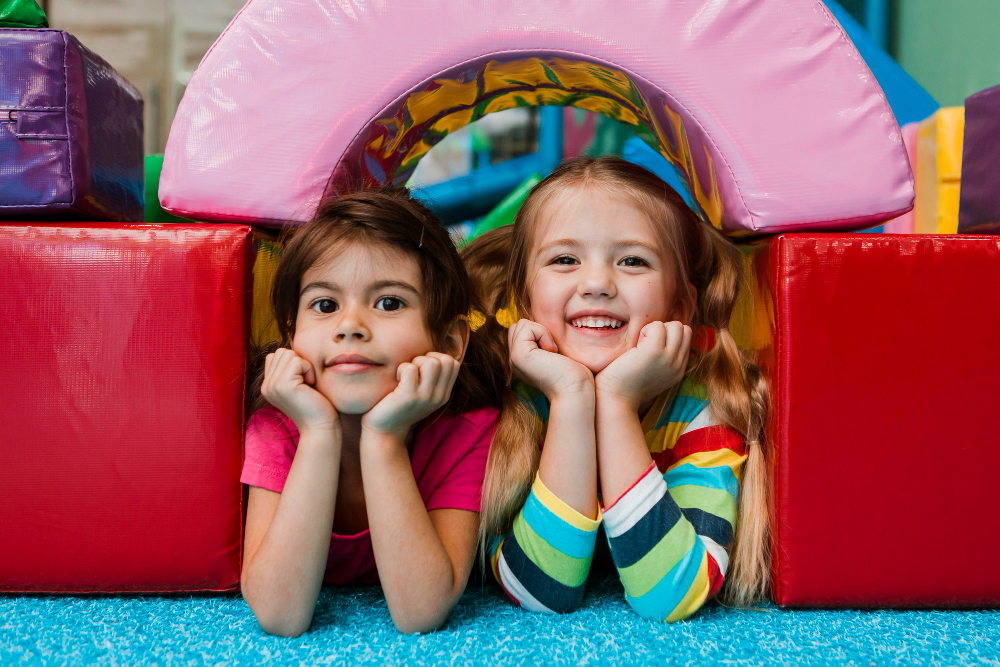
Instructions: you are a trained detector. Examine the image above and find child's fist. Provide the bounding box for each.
[595,321,692,410]
[261,348,339,431]
[362,352,460,437]
[508,319,594,399]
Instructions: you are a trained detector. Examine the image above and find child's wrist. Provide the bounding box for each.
[297,423,342,451]
[359,424,409,454]
[595,385,643,413]
[549,383,596,408]
[360,424,409,440]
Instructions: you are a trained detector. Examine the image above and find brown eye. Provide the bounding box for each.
[375,296,404,311]
[619,256,648,267]
[310,298,338,314]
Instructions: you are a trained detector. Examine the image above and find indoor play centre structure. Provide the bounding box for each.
[3,0,1000,619]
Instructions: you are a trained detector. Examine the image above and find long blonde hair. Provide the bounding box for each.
[463,157,770,605]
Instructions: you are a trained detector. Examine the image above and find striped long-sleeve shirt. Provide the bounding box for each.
[490,376,747,622]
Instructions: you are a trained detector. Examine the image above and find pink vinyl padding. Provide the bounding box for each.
[160,0,913,234]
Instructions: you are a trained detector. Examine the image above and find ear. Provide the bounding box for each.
[670,282,698,324]
[441,315,471,362]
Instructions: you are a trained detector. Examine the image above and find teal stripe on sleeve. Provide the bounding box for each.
[522,492,598,560]
[655,395,706,429]
[663,463,739,498]
[625,537,707,621]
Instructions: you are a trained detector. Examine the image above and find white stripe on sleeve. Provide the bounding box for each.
[699,535,730,576]
[602,465,668,538]
[496,551,555,614]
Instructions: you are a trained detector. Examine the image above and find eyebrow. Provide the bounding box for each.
[369,279,420,295]
[612,239,661,255]
[536,238,660,255]
[299,279,421,297]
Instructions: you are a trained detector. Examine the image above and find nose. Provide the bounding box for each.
[578,262,617,299]
[333,304,371,342]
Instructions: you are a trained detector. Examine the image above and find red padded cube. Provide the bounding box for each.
[735,235,1000,607]
[0,224,269,593]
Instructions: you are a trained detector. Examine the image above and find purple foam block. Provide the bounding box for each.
[0,29,143,222]
[959,84,1000,234]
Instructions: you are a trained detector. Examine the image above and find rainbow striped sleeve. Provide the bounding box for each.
[603,403,747,623]
[489,474,601,613]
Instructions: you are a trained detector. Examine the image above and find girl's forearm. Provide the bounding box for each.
[595,395,654,506]
[242,427,341,636]
[360,429,466,634]
[538,388,599,519]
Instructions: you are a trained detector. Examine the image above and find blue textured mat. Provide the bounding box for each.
[2,576,999,665]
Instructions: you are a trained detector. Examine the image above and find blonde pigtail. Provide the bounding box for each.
[692,228,771,606]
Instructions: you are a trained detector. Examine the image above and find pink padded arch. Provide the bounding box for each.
[160,0,914,234]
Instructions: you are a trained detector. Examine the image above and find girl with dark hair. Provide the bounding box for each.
[240,190,505,636]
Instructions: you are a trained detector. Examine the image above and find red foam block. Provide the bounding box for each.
[0,224,256,593]
[738,234,1000,607]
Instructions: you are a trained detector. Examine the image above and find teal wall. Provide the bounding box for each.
[894,0,1000,106]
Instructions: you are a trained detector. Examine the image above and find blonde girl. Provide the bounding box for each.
[463,157,769,621]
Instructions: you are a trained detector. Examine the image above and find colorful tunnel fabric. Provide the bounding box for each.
[490,376,747,622]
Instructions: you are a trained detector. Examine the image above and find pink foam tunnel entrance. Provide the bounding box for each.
[161,0,913,235]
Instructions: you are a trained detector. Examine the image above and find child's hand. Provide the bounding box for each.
[595,321,692,410]
[261,348,339,432]
[509,319,594,399]
[361,352,460,438]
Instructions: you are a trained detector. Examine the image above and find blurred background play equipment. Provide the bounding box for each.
[958,84,1000,234]
[0,25,144,221]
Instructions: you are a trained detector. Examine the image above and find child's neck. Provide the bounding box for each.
[339,413,364,454]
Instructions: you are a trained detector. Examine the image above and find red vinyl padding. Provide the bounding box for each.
[0,224,252,593]
[741,234,1000,607]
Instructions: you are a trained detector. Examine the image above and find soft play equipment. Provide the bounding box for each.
[958,85,1000,234]
[160,0,913,235]
[821,0,938,127]
[0,0,46,28]
[913,107,964,235]
[883,122,919,234]
[144,154,188,223]
[413,106,563,223]
[0,224,278,592]
[461,173,540,247]
[0,29,144,222]
[731,234,1000,607]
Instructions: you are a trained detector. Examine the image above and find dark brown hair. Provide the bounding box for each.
[247,188,505,421]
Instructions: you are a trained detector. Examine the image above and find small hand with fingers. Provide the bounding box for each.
[508,318,594,399]
[261,347,339,432]
[362,352,461,438]
[595,321,692,410]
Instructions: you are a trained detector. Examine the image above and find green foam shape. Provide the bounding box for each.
[0,0,47,28]
[461,173,541,247]
[145,154,189,223]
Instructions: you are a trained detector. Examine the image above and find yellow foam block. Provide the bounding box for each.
[913,107,964,234]
[251,231,282,351]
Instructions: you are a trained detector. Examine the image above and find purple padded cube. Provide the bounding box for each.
[0,29,143,221]
[959,84,1000,234]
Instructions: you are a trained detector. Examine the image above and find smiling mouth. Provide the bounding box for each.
[570,317,625,330]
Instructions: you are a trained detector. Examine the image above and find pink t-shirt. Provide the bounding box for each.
[241,405,498,585]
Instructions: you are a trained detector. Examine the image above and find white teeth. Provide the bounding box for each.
[571,317,624,329]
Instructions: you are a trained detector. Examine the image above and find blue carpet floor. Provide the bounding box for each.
[2,576,999,665]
